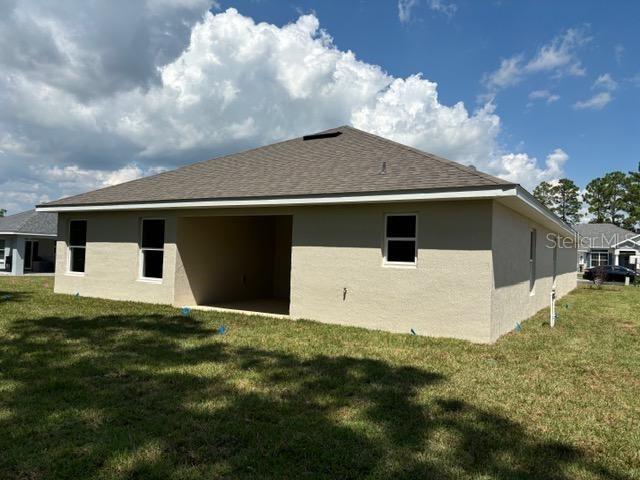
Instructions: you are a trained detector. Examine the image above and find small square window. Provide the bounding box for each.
[384,215,417,265]
[141,219,165,249]
[70,247,86,273]
[142,250,163,278]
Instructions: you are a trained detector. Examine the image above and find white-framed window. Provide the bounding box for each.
[590,250,609,268]
[139,219,165,281]
[68,220,87,274]
[0,239,5,269]
[383,214,417,266]
[529,228,536,294]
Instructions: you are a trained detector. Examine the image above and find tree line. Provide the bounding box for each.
[533,163,640,230]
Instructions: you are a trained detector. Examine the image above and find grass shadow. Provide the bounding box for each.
[0,312,631,479]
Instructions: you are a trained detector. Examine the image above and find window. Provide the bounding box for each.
[590,251,609,267]
[140,219,165,280]
[0,239,5,268]
[384,214,417,265]
[68,220,87,273]
[529,229,536,293]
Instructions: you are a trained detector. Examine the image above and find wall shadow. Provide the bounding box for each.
[0,313,628,479]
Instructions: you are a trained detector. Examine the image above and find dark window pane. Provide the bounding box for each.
[143,250,164,278]
[69,221,87,246]
[386,215,416,238]
[142,220,165,249]
[70,247,85,273]
[387,240,416,263]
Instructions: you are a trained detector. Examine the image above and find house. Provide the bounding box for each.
[574,223,639,271]
[0,210,57,275]
[36,126,577,343]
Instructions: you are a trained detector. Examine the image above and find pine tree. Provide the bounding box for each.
[583,172,627,225]
[553,179,582,224]
[533,181,555,210]
[533,179,582,224]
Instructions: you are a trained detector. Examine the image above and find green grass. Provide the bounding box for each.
[0,278,638,479]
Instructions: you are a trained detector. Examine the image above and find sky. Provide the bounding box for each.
[0,0,639,214]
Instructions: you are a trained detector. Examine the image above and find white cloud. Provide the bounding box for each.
[593,73,617,91]
[398,0,457,23]
[573,74,616,110]
[614,44,624,64]
[573,92,612,110]
[492,148,569,189]
[1,7,565,213]
[483,27,590,94]
[528,89,560,104]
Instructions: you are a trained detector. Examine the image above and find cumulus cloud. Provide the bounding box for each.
[1,6,565,213]
[398,0,457,23]
[492,149,569,189]
[483,27,590,94]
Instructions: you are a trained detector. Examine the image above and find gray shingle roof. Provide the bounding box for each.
[574,223,639,249]
[39,126,514,208]
[0,210,57,235]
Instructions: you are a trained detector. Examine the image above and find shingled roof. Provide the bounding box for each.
[574,223,639,249]
[39,126,514,208]
[0,210,57,235]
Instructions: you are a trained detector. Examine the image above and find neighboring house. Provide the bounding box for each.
[0,210,57,275]
[37,126,577,343]
[574,223,639,271]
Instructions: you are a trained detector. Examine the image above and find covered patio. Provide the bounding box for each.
[174,214,293,316]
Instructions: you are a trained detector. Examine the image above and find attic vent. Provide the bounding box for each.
[303,131,342,141]
[468,164,477,171]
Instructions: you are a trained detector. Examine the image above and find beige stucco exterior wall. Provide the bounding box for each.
[288,201,495,342]
[54,211,178,304]
[489,201,577,341]
[52,199,575,343]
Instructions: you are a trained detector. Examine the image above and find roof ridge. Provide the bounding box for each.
[340,125,512,187]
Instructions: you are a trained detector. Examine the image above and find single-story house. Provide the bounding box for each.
[0,210,57,275]
[574,223,639,271]
[37,126,577,343]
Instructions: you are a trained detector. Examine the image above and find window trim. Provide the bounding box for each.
[67,219,87,276]
[590,250,609,268]
[529,228,536,295]
[383,213,418,267]
[0,239,5,269]
[138,218,165,283]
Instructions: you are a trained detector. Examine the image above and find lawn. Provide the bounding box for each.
[0,278,638,479]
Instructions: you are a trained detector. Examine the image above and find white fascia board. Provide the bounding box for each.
[36,185,573,236]
[36,186,517,212]
[0,232,57,237]
[514,186,575,237]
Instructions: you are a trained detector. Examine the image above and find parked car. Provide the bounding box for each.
[583,265,638,284]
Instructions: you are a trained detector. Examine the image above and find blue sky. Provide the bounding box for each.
[0,0,638,214]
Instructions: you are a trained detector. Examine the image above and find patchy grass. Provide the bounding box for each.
[0,277,638,479]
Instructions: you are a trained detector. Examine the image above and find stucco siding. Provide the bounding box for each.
[289,201,494,342]
[54,212,177,303]
[490,201,577,341]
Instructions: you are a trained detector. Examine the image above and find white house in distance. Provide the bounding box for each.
[0,210,57,275]
[36,126,577,343]
[574,223,639,271]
